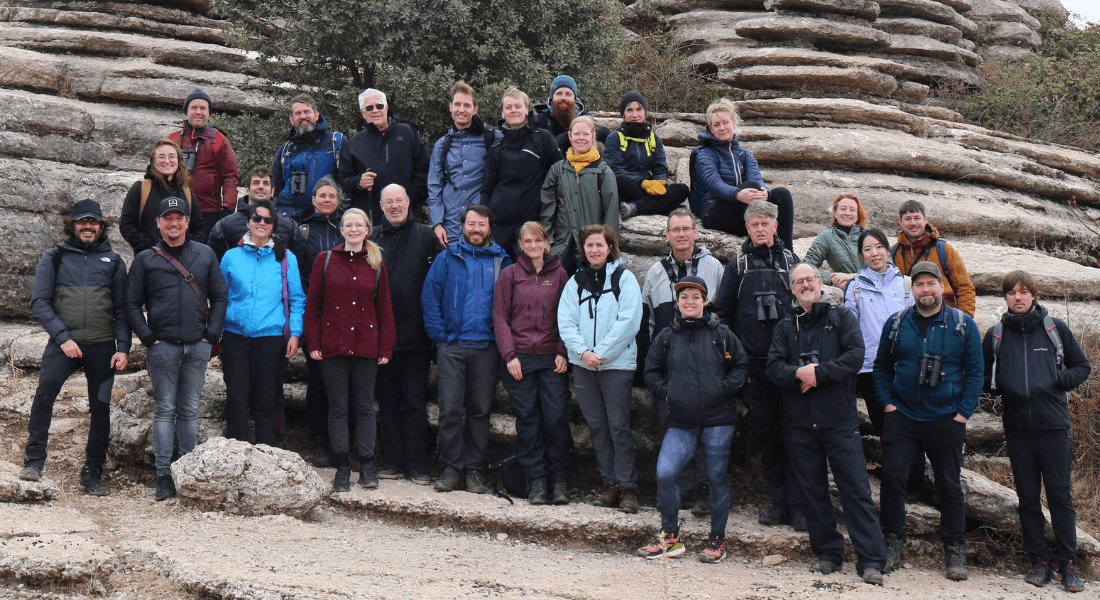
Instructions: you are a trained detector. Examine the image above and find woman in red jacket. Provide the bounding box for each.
[304,208,395,492]
[492,222,574,505]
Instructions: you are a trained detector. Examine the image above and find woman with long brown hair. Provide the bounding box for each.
[119,138,206,253]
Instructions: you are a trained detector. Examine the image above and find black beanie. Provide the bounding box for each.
[184,89,212,112]
[619,92,647,116]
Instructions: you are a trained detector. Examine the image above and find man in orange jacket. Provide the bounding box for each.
[891,200,975,316]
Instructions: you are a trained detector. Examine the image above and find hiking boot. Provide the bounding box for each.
[77,465,110,496]
[358,464,379,489]
[592,482,620,508]
[790,507,809,531]
[692,484,710,517]
[433,471,462,493]
[528,482,550,506]
[1024,559,1052,587]
[1062,561,1085,593]
[409,472,431,486]
[377,466,404,480]
[310,438,332,468]
[332,464,351,493]
[698,534,725,564]
[636,531,685,559]
[619,202,636,221]
[862,567,884,586]
[945,543,968,581]
[465,471,489,495]
[883,533,904,573]
[758,504,789,526]
[19,460,44,482]
[551,482,570,505]
[154,474,176,502]
[810,559,840,575]
[619,488,639,514]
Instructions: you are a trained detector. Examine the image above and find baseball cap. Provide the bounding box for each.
[910,261,942,282]
[71,199,103,221]
[158,197,190,218]
[674,275,708,298]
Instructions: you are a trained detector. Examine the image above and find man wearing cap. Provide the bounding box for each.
[532,75,609,156]
[872,261,982,581]
[605,92,690,220]
[18,200,130,496]
[125,197,227,502]
[169,88,240,235]
[767,263,886,585]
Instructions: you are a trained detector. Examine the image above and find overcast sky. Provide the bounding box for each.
[1058,0,1100,25]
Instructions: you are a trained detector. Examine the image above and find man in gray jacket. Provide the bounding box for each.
[20,200,130,495]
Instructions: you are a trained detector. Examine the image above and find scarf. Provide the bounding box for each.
[567,147,600,175]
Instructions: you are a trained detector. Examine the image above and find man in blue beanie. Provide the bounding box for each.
[533,75,609,155]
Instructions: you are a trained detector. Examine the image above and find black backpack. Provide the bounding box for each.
[574,265,626,305]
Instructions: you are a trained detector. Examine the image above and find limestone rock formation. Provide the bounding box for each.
[0,502,117,584]
[0,460,59,502]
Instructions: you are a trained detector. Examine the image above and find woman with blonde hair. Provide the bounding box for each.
[119,138,206,253]
[803,194,870,289]
[304,207,395,492]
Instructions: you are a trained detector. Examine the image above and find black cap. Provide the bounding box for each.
[674,275,708,298]
[158,196,190,218]
[910,261,942,282]
[184,89,212,112]
[71,199,103,221]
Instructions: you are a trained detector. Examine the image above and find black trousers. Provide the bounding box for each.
[880,412,966,546]
[320,355,379,466]
[378,350,431,476]
[24,340,115,470]
[616,175,690,216]
[702,187,794,250]
[1006,428,1078,568]
[857,373,927,493]
[742,366,803,510]
[305,354,329,442]
[221,332,285,447]
[500,353,575,489]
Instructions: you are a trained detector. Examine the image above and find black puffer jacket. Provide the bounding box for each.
[644,311,749,429]
[480,118,563,226]
[371,217,443,352]
[124,239,227,346]
[206,198,306,266]
[336,116,430,226]
[713,237,798,367]
[982,304,1091,431]
[767,302,865,429]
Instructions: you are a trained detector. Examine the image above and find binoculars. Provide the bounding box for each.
[182,149,198,171]
[754,291,779,322]
[918,353,943,388]
[798,352,820,367]
[290,171,308,195]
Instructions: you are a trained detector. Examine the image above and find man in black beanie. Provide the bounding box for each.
[168,88,240,236]
[604,91,690,220]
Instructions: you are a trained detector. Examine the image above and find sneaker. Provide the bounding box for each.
[1062,560,1085,593]
[377,466,404,480]
[358,464,379,489]
[945,543,968,581]
[19,460,44,482]
[409,472,432,486]
[332,464,351,492]
[810,559,840,575]
[698,534,725,564]
[636,531,685,559]
[77,465,110,496]
[551,482,570,505]
[528,482,549,505]
[466,470,489,494]
[619,488,639,514]
[758,504,789,526]
[862,567,884,586]
[154,474,176,502]
[618,202,636,221]
[883,533,903,573]
[433,471,462,493]
[310,438,332,468]
[692,484,710,517]
[1025,559,1052,587]
[592,482,620,508]
[790,508,809,532]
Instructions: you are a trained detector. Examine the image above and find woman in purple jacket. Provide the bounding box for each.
[492,222,575,505]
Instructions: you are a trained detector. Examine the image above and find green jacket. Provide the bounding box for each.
[540,157,619,261]
[803,224,864,278]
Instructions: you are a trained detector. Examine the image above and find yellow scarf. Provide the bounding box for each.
[566,147,600,175]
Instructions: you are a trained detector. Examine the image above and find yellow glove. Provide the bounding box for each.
[640,180,667,196]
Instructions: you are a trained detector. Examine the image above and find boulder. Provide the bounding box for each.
[0,322,41,364]
[171,437,326,518]
[654,119,705,146]
[0,460,59,502]
[874,0,979,35]
[1007,0,1067,22]
[986,21,1042,48]
[620,215,745,262]
[763,0,881,19]
[952,241,1100,300]
[872,17,965,45]
[966,0,1041,29]
[735,16,892,49]
[964,411,1005,444]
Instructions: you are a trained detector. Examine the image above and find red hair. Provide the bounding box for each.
[830,194,867,228]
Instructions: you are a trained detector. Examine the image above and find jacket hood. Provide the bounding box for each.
[61,235,112,253]
[182,122,218,142]
[855,265,904,289]
[698,131,741,151]
[535,99,587,116]
[1002,302,1048,333]
[617,121,652,137]
[364,115,401,135]
[454,237,509,260]
[286,114,331,145]
[516,251,562,275]
[897,224,941,248]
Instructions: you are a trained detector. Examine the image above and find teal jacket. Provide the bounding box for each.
[803,224,864,278]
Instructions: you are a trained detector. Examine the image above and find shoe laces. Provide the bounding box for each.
[1028,560,1049,575]
[947,547,965,568]
[705,535,724,552]
[1065,561,1079,578]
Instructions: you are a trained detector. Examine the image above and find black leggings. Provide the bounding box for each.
[616,175,690,217]
[702,187,794,250]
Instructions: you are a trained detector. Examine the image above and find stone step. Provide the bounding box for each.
[0,6,227,44]
[872,17,966,45]
[0,497,118,584]
[879,33,982,67]
[0,459,59,501]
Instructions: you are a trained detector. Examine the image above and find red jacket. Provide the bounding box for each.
[492,253,569,362]
[169,126,239,214]
[304,244,396,359]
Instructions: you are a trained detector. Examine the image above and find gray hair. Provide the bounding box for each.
[791,262,819,280]
[666,207,698,230]
[289,93,317,112]
[744,199,777,222]
[358,88,387,111]
[312,175,345,204]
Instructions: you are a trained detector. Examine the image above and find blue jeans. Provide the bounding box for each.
[147,340,210,477]
[657,426,735,537]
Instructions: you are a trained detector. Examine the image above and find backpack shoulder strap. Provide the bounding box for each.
[332,132,342,172]
[990,321,1004,390]
[138,179,152,223]
[483,128,495,151]
[852,281,861,319]
[888,306,912,354]
[373,261,382,299]
[281,255,290,341]
[531,127,548,168]
[439,132,455,185]
[890,243,901,269]
[936,238,950,279]
[1043,315,1065,369]
[610,265,625,301]
[950,306,967,338]
[323,250,333,277]
[490,135,504,164]
[183,188,194,215]
[299,222,310,241]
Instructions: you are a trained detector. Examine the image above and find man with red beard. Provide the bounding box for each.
[533,75,609,155]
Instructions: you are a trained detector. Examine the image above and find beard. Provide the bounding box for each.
[917,295,941,311]
[294,122,317,136]
[799,289,816,303]
[553,100,575,126]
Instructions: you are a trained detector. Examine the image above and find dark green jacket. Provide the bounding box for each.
[539,157,618,261]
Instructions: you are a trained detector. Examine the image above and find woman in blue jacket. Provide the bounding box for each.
[557,224,642,513]
[695,98,794,249]
[220,200,306,447]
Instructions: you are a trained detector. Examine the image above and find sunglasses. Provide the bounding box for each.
[362,104,385,112]
[250,215,274,225]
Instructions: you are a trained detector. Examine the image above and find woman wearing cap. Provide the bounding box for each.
[804,194,869,289]
[540,116,618,272]
[557,224,643,513]
[120,138,207,254]
[219,200,306,448]
[696,98,795,250]
[605,92,690,221]
[640,275,749,563]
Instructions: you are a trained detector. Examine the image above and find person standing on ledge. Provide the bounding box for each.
[168,89,239,236]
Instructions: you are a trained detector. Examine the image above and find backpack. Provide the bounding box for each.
[278,132,343,182]
[618,130,656,156]
[988,316,1065,391]
[440,128,496,187]
[137,180,194,224]
[852,275,911,319]
[891,238,950,281]
[574,265,626,305]
[885,304,968,355]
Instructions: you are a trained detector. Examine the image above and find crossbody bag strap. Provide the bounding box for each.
[151,246,209,317]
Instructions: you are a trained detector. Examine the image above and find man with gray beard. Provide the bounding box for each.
[271,93,346,221]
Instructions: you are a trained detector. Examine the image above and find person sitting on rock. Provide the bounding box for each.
[119,139,206,255]
[891,200,975,317]
[605,92,690,221]
[639,275,748,563]
[695,98,794,250]
[169,89,240,235]
[270,93,346,222]
[19,200,130,496]
[803,194,869,290]
[531,75,609,156]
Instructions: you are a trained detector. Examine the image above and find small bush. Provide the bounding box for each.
[598,32,729,116]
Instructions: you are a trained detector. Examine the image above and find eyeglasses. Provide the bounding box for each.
[362,104,385,112]
[667,227,695,235]
[381,199,407,206]
[250,215,274,225]
[791,277,816,286]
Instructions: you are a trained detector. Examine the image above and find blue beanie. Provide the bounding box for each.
[550,75,578,98]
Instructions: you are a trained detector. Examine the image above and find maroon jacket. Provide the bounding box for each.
[169,125,239,214]
[304,244,396,360]
[492,253,569,362]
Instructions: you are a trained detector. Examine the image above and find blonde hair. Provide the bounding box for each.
[518,221,550,255]
[569,115,597,135]
[705,98,739,130]
[340,208,384,270]
[501,86,530,112]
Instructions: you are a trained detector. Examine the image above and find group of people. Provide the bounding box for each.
[17,79,1090,593]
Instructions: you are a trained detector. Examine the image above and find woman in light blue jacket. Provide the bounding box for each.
[557,224,642,513]
[220,200,307,447]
